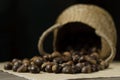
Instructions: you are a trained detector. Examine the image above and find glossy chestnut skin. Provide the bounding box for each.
[4,62,13,70]
[4,46,109,74]
[29,64,40,73]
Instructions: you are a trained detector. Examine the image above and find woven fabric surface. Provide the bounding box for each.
[0,62,120,80]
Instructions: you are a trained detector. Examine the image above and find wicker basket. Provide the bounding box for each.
[38,4,117,63]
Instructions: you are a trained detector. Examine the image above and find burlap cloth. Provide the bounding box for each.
[0,62,120,80]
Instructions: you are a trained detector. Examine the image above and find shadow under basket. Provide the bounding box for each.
[38,4,117,63]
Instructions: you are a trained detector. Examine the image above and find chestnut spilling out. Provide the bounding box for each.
[4,48,109,74]
[4,4,117,74]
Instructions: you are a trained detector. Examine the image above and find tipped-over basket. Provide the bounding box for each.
[38,4,117,63]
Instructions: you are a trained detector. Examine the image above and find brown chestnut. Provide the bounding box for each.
[62,65,72,74]
[29,64,40,73]
[17,64,28,72]
[51,51,61,58]
[45,64,53,73]
[52,64,62,73]
[81,65,92,73]
[4,62,13,70]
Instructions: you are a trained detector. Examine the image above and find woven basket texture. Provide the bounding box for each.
[38,4,117,63]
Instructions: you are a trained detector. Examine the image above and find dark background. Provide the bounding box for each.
[0,0,120,61]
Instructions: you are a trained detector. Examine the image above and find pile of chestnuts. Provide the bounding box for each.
[4,47,109,74]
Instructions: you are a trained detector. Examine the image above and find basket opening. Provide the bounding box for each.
[55,22,101,53]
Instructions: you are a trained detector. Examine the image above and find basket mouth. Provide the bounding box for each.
[55,22,101,53]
